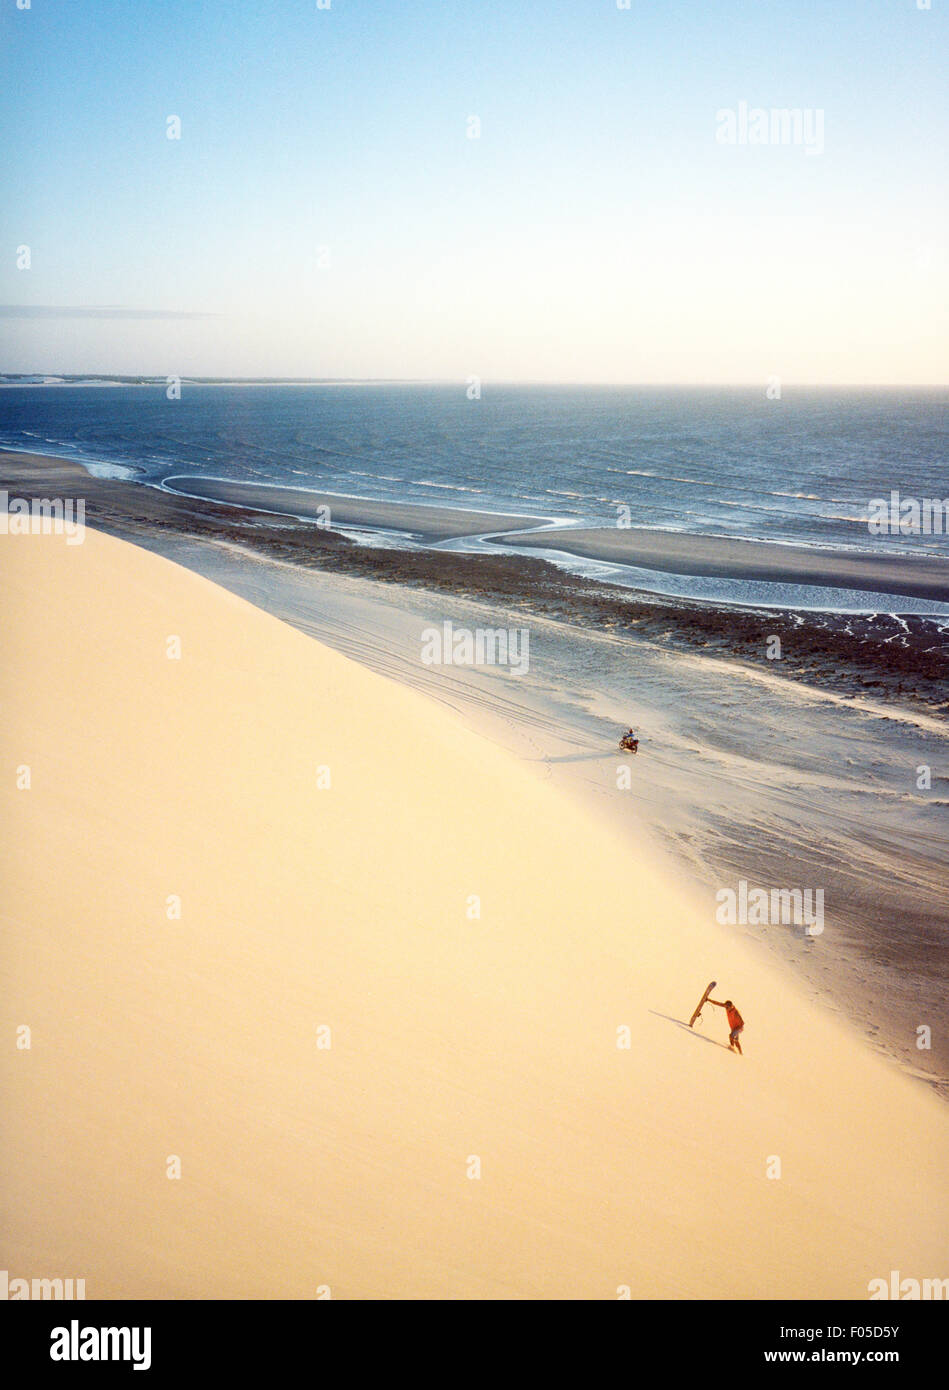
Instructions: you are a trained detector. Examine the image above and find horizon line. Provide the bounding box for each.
[1,375,947,390]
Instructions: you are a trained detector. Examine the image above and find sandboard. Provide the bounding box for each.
[689,980,716,1028]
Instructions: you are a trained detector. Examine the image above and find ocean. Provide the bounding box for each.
[2,383,947,564]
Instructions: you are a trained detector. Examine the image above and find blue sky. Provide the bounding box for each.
[1,0,946,381]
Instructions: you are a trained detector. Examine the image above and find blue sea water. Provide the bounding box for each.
[1,383,947,562]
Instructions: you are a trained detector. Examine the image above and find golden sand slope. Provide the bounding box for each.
[1,526,946,1299]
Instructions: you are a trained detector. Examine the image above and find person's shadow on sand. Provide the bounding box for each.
[649,1010,733,1051]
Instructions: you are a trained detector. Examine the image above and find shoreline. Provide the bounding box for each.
[2,450,947,717]
[6,445,949,584]
[159,471,949,599]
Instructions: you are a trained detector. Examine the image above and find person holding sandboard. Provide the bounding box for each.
[709,996,744,1053]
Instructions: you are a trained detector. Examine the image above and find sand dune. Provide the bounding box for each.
[1,525,946,1299]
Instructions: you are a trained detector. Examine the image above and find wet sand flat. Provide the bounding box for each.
[500,525,949,602]
[161,475,541,541]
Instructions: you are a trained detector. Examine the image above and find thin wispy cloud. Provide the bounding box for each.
[0,305,218,320]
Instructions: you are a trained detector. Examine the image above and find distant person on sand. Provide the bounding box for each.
[709,996,744,1053]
